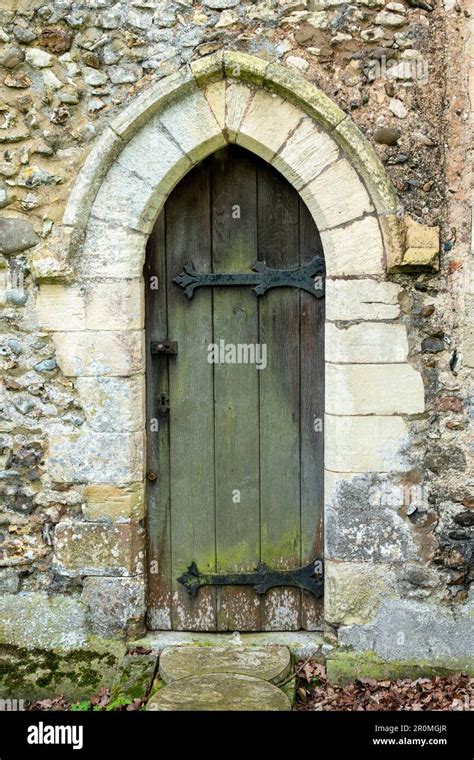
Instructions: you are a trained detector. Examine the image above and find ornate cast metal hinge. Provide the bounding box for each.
[173,255,325,300]
[178,560,323,599]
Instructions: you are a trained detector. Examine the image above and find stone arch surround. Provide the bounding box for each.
[33,52,437,646]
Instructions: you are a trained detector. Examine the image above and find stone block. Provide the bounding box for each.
[324,471,419,562]
[399,216,440,270]
[47,432,145,484]
[82,577,145,638]
[91,162,159,235]
[326,279,401,321]
[325,561,398,625]
[79,218,147,280]
[36,284,86,331]
[325,215,384,276]
[236,89,303,162]
[325,415,410,472]
[325,322,408,363]
[338,598,474,664]
[83,483,145,522]
[52,330,144,376]
[116,117,192,200]
[84,280,144,331]
[75,376,145,433]
[301,159,374,231]
[53,521,145,576]
[271,116,339,191]
[225,81,254,141]
[158,87,226,163]
[326,363,424,414]
[0,593,87,649]
[203,80,226,131]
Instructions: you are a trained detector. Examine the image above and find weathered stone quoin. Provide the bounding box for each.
[0,0,472,696]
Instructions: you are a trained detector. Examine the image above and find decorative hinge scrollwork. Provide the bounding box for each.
[178,560,323,599]
[173,255,325,300]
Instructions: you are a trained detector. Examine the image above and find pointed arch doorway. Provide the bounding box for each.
[145,145,325,631]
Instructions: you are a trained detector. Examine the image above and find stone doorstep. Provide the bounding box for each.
[158,644,293,685]
[146,644,294,711]
[133,630,327,661]
[147,672,292,712]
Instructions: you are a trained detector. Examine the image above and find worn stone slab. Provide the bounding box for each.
[84,280,144,331]
[147,672,291,711]
[47,432,144,484]
[325,323,409,363]
[326,279,401,321]
[271,116,339,191]
[326,363,424,415]
[36,284,86,331]
[75,375,145,432]
[115,116,192,199]
[236,89,303,162]
[134,632,326,660]
[325,414,409,472]
[52,330,144,376]
[82,578,145,638]
[53,521,145,576]
[159,645,291,685]
[338,599,474,665]
[91,162,159,234]
[301,157,374,231]
[83,483,144,522]
[79,218,147,280]
[325,561,398,626]
[324,215,385,276]
[203,80,226,131]
[0,592,87,649]
[324,470,423,563]
[225,81,253,142]
[158,87,226,163]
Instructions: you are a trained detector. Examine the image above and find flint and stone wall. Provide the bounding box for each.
[0,0,472,693]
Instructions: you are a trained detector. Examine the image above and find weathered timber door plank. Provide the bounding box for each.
[257,159,302,632]
[166,162,217,631]
[211,149,262,631]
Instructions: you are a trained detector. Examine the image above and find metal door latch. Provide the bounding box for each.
[151,340,178,355]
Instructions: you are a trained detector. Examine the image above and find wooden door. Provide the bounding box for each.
[146,146,324,632]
